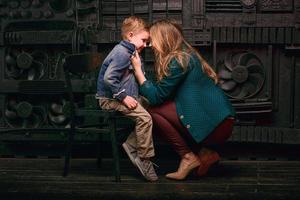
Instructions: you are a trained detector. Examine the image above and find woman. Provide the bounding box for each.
[131,19,235,180]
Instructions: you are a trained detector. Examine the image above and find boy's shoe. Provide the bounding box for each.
[122,142,137,166]
[134,157,158,182]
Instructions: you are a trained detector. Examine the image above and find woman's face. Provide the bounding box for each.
[149,27,163,53]
[150,39,157,51]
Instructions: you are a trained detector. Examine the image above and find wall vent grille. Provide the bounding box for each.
[206,0,242,13]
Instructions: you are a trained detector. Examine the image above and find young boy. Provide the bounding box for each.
[96,16,158,181]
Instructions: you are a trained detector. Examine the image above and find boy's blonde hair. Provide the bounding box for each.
[150,19,218,83]
[121,16,149,40]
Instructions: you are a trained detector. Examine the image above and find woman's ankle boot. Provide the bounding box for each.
[194,148,220,177]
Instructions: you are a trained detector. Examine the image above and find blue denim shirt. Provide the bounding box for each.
[97,40,140,101]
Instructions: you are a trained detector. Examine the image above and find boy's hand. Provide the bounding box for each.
[122,96,138,109]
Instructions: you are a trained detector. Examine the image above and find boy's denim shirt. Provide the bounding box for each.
[97,40,143,101]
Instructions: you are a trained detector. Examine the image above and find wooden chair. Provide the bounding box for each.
[63,52,125,181]
[0,52,125,182]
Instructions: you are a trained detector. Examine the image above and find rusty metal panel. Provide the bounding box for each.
[0,0,299,145]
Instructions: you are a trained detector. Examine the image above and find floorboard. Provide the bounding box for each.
[0,158,299,200]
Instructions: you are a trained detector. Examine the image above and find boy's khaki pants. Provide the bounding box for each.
[99,97,154,158]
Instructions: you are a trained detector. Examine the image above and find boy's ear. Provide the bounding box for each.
[128,31,134,38]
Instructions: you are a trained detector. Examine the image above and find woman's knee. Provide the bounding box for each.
[147,106,160,116]
[148,101,175,116]
[203,118,234,145]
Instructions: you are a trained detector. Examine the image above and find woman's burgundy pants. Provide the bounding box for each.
[148,101,234,157]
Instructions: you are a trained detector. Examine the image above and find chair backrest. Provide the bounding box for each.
[17,52,103,95]
[62,52,104,122]
[18,80,66,94]
[63,52,103,74]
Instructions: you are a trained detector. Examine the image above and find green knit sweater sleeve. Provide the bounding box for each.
[140,59,188,105]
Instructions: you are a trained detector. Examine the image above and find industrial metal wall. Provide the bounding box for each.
[0,0,300,145]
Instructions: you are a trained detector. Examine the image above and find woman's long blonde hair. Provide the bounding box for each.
[150,19,218,83]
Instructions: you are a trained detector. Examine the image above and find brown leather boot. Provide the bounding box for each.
[194,148,220,177]
[166,152,200,180]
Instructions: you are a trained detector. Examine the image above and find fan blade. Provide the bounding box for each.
[224,53,234,71]
[218,69,232,79]
[32,60,46,79]
[51,103,63,114]
[30,113,43,128]
[5,54,17,66]
[234,85,249,99]
[31,51,47,78]
[19,69,27,79]
[27,67,36,80]
[236,52,249,66]
[6,52,20,79]
[226,83,239,94]
[238,52,259,66]
[49,113,67,124]
[220,80,237,91]
[6,64,21,78]
[32,106,47,122]
[21,119,29,128]
[243,81,257,95]
[248,73,264,86]
[4,109,18,120]
[247,64,263,74]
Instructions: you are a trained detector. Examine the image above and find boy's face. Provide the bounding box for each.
[128,30,149,53]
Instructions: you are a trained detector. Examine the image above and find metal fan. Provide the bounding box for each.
[4,97,47,128]
[217,51,265,99]
[5,49,47,80]
[48,99,71,127]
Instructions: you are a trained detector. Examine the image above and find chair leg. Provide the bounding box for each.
[109,117,121,182]
[63,129,74,177]
[97,134,102,168]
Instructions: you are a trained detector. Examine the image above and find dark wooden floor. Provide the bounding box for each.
[0,158,299,200]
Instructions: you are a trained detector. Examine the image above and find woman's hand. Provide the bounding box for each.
[131,51,142,72]
[131,52,147,85]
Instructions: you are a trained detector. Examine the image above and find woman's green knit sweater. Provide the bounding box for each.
[140,54,235,142]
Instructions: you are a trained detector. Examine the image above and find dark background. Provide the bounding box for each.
[0,0,300,157]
